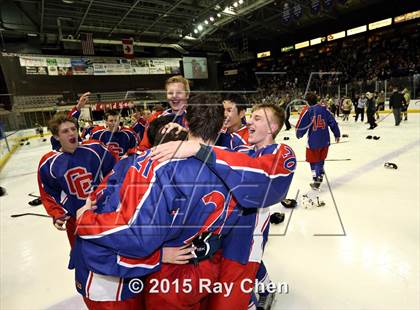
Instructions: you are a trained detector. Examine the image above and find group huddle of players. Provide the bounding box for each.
[37,75,340,310]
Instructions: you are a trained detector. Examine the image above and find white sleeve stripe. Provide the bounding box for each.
[215,159,291,178]
[117,256,160,269]
[49,153,64,179]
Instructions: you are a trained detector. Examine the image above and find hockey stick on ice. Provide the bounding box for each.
[28,192,40,198]
[331,141,350,145]
[10,213,51,218]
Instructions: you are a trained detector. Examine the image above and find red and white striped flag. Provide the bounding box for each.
[122,38,134,59]
[80,32,95,55]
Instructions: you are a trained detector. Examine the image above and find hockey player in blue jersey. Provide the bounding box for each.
[50,92,90,150]
[216,93,250,149]
[75,94,295,309]
[71,114,189,310]
[130,111,148,142]
[296,92,340,189]
[139,75,189,148]
[38,113,116,248]
[151,102,294,310]
[91,110,138,157]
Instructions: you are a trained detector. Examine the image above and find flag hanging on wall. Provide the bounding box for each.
[80,32,95,55]
[122,38,134,59]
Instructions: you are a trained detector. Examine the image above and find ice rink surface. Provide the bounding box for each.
[1,112,419,310]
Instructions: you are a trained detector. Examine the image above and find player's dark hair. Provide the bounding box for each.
[306,93,318,106]
[48,113,78,136]
[186,94,224,143]
[252,102,285,138]
[223,93,249,113]
[104,110,119,120]
[148,115,187,146]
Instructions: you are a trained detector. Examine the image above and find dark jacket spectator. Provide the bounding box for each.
[366,96,376,113]
[389,92,406,109]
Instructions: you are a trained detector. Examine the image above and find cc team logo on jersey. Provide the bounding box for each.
[281,145,296,173]
[64,167,93,199]
[107,142,123,156]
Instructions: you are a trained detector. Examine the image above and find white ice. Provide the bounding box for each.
[1,111,419,310]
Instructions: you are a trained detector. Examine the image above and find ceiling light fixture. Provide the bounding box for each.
[223,7,236,15]
[197,24,203,31]
[184,35,197,40]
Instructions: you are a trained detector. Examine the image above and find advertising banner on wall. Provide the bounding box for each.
[71,58,94,75]
[46,58,58,76]
[92,101,134,111]
[164,59,181,74]
[19,56,47,67]
[19,55,180,76]
[25,66,48,75]
[148,59,166,74]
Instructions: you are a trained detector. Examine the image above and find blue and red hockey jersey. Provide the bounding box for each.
[91,126,138,157]
[221,143,295,264]
[74,143,295,278]
[295,104,340,149]
[81,125,100,140]
[216,125,249,149]
[38,140,117,220]
[195,144,296,264]
[131,117,148,142]
[69,151,150,301]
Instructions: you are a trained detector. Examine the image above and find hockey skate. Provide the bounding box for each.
[257,291,276,310]
[309,175,323,191]
[309,181,321,190]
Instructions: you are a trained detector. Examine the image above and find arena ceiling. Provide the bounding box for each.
[0,0,419,56]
